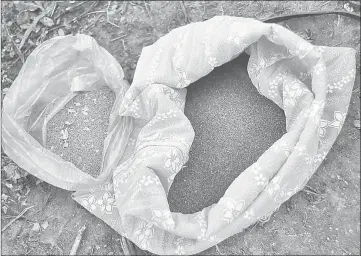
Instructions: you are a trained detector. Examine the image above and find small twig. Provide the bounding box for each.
[250,221,258,232]
[121,1,128,14]
[305,185,319,194]
[352,86,359,93]
[110,35,127,42]
[9,47,32,68]
[2,213,35,223]
[86,10,106,16]
[215,244,224,255]
[19,6,52,50]
[55,244,64,254]
[220,4,224,16]
[54,1,86,20]
[121,39,127,51]
[303,189,320,196]
[47,24,65,33]
[1,206,34,232]
[4,24,24,63]
[107,1,121,28]
[320,1,331,7]
[179,1,191,24]
[70,1,99,24]
[25,248,34,255]
[120,236,139,255]
[51,1,58,17]
[143,1,152,20]
[69,225,86,255]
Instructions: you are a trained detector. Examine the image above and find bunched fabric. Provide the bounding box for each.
[2,16,356,255]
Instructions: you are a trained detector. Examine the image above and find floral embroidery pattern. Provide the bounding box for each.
[268,72,285,99]
[81,196,97,212]
[148,109,177,127]
[174,238,186,255]
[152,209,175,230]
[327,69,355,94]
[164,149,182,173]
[318,119,329,137]
[139,175,161,187]
[195,210,207,240]
[219,197,246,223]
[328,111,346,132]
[266,176,282,197]
[129,98,140,119]
[283,80,306,108]
[96,192,115,214]
[133,221,154,250]
[176,71,191,88]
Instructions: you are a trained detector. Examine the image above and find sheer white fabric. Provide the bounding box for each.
[2,16,356,255]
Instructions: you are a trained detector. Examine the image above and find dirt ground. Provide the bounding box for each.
[1,1,360,255]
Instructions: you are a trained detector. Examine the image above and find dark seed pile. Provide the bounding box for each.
[46,86,116,178]
[168,54,287,214]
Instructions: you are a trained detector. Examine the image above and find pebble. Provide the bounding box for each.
[47,86,115,178]
[353,119,360,129]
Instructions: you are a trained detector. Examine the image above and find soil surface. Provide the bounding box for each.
[1,1,360,255]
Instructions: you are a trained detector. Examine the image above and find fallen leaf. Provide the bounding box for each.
[40,17,54,27]
[74,102,81,106]
[1,194,9,202]
[82,106,89,112]
[353,119,360,129]
[14,1,40,12]
[63,140,69,148]
[82,111,89,116]
[35,179,43,185]
[58,28,65,36]
[3,164,26,182]
[2,205,8,214]
[67,108,76,114]
[41,221,49,230]
[32,223,41,232]
[16,10,30,25]
[5,183,13,189]
[83,127,91,131]
[19,23,32,30]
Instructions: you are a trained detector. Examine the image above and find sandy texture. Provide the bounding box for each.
[46,86,115,178]
[168,54,287,213]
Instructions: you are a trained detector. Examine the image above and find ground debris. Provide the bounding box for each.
[353,120,360,129]
[40,16,54,27]
[2,205,34,232]
[69,225,86,255]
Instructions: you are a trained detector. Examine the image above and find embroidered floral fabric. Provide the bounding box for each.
[2,16,356,255]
